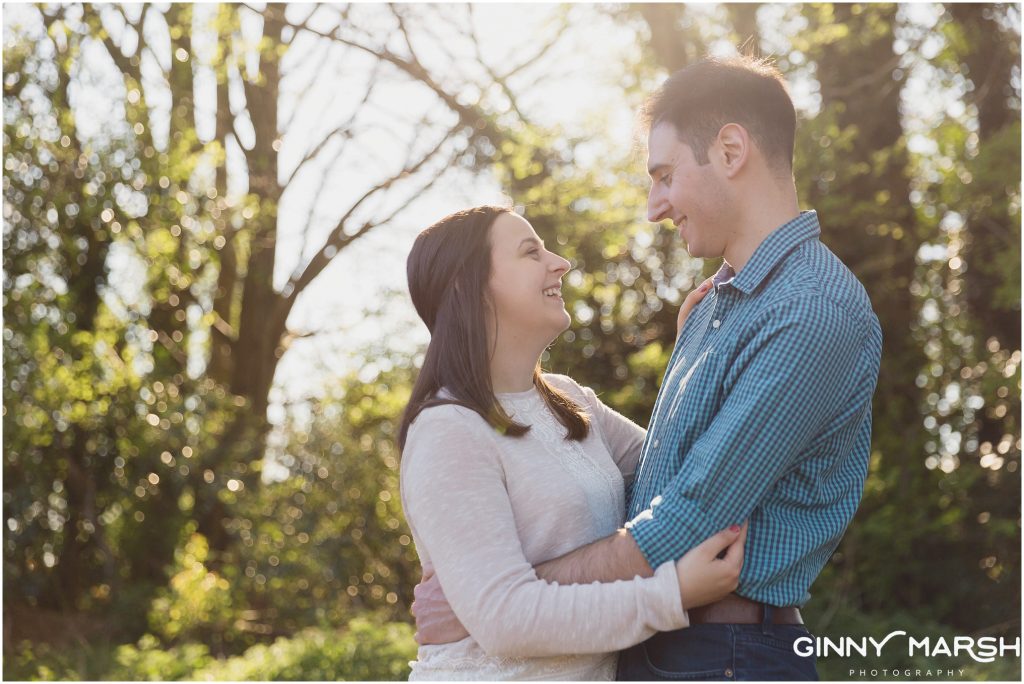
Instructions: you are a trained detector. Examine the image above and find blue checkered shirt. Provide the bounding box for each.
[626,211,882,607]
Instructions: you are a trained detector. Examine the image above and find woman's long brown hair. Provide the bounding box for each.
[398,205,589,451]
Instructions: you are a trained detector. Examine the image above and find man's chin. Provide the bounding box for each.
[686,243,724,260]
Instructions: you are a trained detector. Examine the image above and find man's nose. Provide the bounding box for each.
[648,187,670,223]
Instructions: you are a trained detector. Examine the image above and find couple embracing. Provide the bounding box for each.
[396,56,883,681]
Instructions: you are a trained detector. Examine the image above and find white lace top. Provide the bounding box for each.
[400,374,688,681]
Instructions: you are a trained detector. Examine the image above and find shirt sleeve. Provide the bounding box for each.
[401,405,687,659]
[627,295,872,570]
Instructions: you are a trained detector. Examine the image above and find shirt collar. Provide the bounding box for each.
[715,210,821,295]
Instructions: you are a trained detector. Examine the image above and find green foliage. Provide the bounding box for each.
[5,640,94,681]
[211,366,419,637]
[4,617,415,681]
[109,635,215,681]
[4,5,251,622]
[148,532,235,646]
[192,617,416,681]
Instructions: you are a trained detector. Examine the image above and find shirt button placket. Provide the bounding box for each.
[711,291,725,330]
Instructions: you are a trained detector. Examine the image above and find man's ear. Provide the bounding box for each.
[715,123,749,178]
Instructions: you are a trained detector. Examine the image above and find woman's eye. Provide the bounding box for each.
[661,174,672,187]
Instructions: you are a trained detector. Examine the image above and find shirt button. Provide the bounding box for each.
[724,668,734,678]
[712,319,721,329]
[652,439,660,448]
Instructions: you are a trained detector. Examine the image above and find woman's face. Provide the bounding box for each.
[487,212,571,346]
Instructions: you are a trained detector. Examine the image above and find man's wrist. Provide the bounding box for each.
[615,527,654,579]
[535,528,653,585]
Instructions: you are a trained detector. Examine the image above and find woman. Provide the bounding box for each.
[398,205,743,680]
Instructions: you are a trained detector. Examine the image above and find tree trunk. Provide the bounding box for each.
[637,4,703,72]
[726,3,763,55]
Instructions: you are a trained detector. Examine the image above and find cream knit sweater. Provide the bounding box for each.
[400,374,688,680]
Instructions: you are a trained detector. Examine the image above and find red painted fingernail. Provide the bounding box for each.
[730,524,740,532]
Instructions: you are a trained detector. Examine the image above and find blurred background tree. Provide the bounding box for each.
[3,2,1019,680]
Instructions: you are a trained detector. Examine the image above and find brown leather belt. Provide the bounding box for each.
[689,594,803,626]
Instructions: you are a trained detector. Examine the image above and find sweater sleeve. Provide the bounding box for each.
[400,405,687,659]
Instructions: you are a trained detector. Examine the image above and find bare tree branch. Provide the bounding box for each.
[284,126,350,189]
[282,3,318,45]
[155,331,189,366]
[291,62,382,263]
[278,139,464,335]
[234,82,258,160]
[353,142,461,234]
[465,5,528,123]
[212,310,236,339]
[281,121,463,304]
[497,10,567,83]
[408,5,475,84]
[388,4,420,66]
[267,6,507,144]
[80,5,158,157]
[280,40,334,132]
[82,5,142,83]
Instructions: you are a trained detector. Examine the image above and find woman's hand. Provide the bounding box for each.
[675,521,747,609]
[677,278,714,337]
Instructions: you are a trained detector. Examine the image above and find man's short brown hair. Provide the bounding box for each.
[642,56,796,170]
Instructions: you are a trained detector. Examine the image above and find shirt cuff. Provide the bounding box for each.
[627,505,685,570]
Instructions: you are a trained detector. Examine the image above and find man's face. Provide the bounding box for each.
[646,121,734,259]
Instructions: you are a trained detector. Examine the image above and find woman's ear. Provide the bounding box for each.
[716,123,749,178]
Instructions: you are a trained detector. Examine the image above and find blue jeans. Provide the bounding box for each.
[616,607,819,681]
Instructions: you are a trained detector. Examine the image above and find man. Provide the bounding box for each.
[413,55,882,681]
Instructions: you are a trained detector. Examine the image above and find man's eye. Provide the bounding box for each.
[661,174,672,186]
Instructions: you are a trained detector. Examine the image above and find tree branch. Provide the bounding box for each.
[82,4,142,84]
[280,40,334,132]
[274,7,507,144]
[498,12,566,82]
[291,64,382,264]
[388,4,421,67]
[464,4,527,122]
[280,123,463,306]
[284,126,350,189]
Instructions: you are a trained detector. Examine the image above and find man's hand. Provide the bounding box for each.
[411,570,468,645]
[678,278,714,337]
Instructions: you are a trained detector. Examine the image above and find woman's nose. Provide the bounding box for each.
[550,253,570,275]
